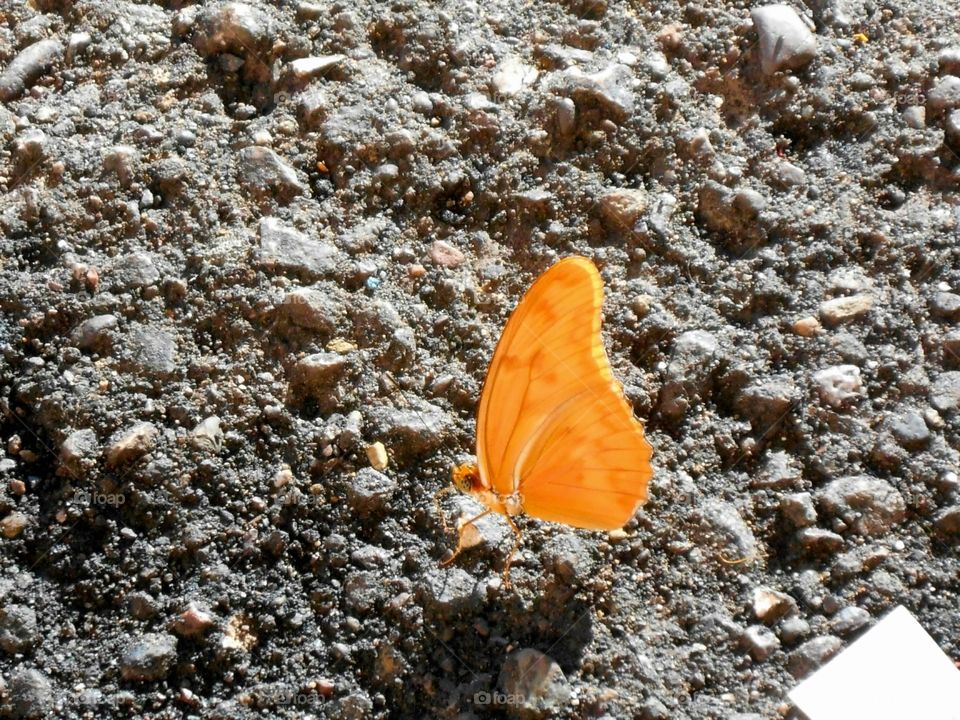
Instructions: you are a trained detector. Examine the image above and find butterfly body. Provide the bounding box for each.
[443,256,653,579]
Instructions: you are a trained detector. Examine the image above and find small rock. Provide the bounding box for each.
[239,146,306,201]
[929,371,960,411]
[781,492,817,527]
[541,532,596,585]
[736,374,795,429]
[368,403,450,456]
[552,63,635,122]
[819,294,873,325]
[659,330,719,419]
[125,325,177,376]
[934,506,960,535]
[819,476,906,536]
[110,252,160,291]
[365,442,388,471]
[278,285,346,334]
[191,416,223,453]
[8,668,54,719]
[750,450,801,489]
[105,422,159,467]
[492,57,539,97]
[689,500,757,560]
[346,468,396,514]
[289,352,348,395]
[751,5,818,75]
[0,605,38,653]
[812,365,863,408]
[887,411,930,450]
[0,38,64,102]
[71,315,118,353]
[930,291,960,320]
[927,75,960,115]
[741,625,780,662]
[945,110,960,149]
[284,54,345,82]
[752,587,797,623]
[829,606,871,636]
[120,633,178,681]
[171,604,216,637]
[428,240,465,268]
[787,635,843,678]
[797,527,844,553]
[902,105,926,129]
[258,218,338,279]
[599,188,648,232]
[59,428,99,476]
[422,567,480,616]
[0,512,28,539]
[498,648,572,719]
[102,145,139,187]
[779,616,810,644]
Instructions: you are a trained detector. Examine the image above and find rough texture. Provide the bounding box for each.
[1,0,959,718]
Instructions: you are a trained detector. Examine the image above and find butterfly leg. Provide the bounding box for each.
[440,509,492,567]
[500,515,524,589]
[432,485,457,531]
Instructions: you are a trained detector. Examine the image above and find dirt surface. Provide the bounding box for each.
[1,0,959,718]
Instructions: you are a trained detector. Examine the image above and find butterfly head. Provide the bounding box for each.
[452,462,482,494]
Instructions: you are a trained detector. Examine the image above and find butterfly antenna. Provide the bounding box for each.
[501,516,524,589]
[440,509,493,567]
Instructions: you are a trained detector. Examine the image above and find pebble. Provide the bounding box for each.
[120,633,178,681]
[934,506,960,535]
[8,668,54,719]
[171,605,216,637]
[787,635,843,678]
[258,218,338,279]
[552,63,635,122]
[492,57,539,97]
[741,625,780,661]
[945,110,960,149]
[0,604,37,653]
[125,325,177,376]
[105,422,159,467]
[497,648,572,718]
[102,145,139,187]
[191,416,224,453]
[927,75,960,115]
[599,188,648,231]
[812,365,863,408]
[796,527,844,553]
[660,329,719,419]
[66,31,92,64]
[752,587,797,623]
[750,5,818,76]
[541,532,596,585]
[818,476,906,536]
[70,315,118,353]
[779,616,810,644]
[829,606,871,636]
[887,411,930,450]
[290,353,348,395]
[929,371,960,412]
[428,240,465,268]
[1,511,28,540]
[819,294,873,325]
[781,492,817,527]
[690,500,757,560]
[0,38,64,102]
[191,3,272,59]
[59,428,99,475]
[110,252,160,291]
[368,404,449,455]
[346,468,397,514]
[750,451,801,490]
[279,286,346,334]
[365,441,388,471]
[423,567,479,616]
[736,374,795,429]
[939,48,960,75]
[284,55,346,83]
[239,147,306,201]
[931,291,960,320]
[903,105,926,129]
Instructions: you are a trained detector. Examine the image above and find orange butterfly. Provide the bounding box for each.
[443,256,653,583]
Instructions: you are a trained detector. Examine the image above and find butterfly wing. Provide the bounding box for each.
[475,256,652,529]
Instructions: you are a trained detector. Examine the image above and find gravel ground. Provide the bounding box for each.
[1,0,959,718]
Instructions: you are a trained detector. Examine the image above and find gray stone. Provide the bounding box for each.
[887,411,930,450]
[813,365,863,408]
[110,252,160,291]
[819,294,874,325]
[191,416,223,453]
[120,633,178,681]
[829,606,871,635]
[105,422,159,467]
[8,668,54,719]
[346,468,396,514]
[931,291,960,320]
[779,616,810,644]
[930,371,960,411]
[71,314,118,353]
[541,532,596,585]
[258,218,338,279]
[0,38,64,102]
[290,352,348,396]
[750,451,802,489]
[59,428,99,475]
[736,374,795,429]
[797,527,844,553]
[751,5,817,75]
[278,285,347,334]
[741,624,780,661]
[0,604,38,653]
[752,587,797,623]
[927,75,960,114]
[284,54,346,83]
[781,492,817,527]
[498,648,572,719]
[787,635,843,678]
[368,403,450,456]
[659,330,719,419]
[125,325,177,376]
[819,476,906,535]
[239,147,306,201]
[551,63,635,122]
[690,500,757,560]
[934,506,960,535]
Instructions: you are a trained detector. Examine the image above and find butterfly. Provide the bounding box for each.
[442,256,653,583]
